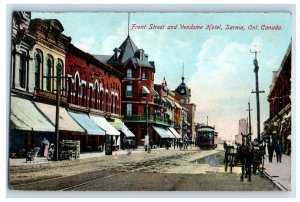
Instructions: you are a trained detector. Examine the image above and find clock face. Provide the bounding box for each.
[180,89,185,94]
[180,98,185,104]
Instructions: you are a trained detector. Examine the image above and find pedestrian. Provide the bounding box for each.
[144,135,149,152]
[274,139,282,163]
[41,138,50,158]
[267,138,274,163]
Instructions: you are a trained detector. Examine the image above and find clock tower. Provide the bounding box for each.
[175,75,191,104]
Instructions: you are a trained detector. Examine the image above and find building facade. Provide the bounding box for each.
[175,75,196,142]
[10,13,73,154]
[97,36,175,147]
[264,42,291,155]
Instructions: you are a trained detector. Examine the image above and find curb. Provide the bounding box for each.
[263,170,289,191]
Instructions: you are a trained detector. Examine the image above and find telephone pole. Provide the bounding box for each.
[250,49,265,141]
[246,101,253,140]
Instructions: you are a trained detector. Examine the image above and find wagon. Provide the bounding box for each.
[224,145,238,173]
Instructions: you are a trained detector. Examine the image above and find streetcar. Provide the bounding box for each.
[196,125,218,149]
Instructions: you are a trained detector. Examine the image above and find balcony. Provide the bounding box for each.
[123,115,172,126]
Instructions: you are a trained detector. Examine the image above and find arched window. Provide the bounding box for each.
[67,78,72,103]
[114,95,117,114]
[74,74,79,105]
[57,59,64,94]
[34,51,42,89]
[94,83,98,109]
[111,95,114,113]
[89,86,93,108]
[100,90,103,111]
[106,92,108,112]
[19,52,26,88]
[46,55,53,91]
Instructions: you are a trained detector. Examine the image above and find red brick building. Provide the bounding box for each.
[65,44,124,152]
[265,42,291,155]
[96,36,173,147]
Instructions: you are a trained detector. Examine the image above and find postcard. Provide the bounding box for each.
[8,10,292,194]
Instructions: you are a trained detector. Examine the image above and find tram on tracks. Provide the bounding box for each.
[196,125,218,149]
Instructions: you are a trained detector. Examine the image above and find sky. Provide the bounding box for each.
[31,12,291,140]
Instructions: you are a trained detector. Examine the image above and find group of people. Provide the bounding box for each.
[267,138,282,163]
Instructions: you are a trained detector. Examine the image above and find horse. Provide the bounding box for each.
[236,133,254,182]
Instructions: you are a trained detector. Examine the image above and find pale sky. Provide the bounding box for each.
[31,12,291,140]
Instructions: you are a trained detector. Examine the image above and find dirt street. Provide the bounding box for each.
[9,146,279,191]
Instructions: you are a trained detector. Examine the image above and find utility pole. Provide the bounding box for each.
[54,65,62,161]
[250,49,265,141]
[246,101,253,140]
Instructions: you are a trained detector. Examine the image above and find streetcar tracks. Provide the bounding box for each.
[11,152,195,191]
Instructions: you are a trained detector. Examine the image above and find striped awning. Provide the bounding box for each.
[34,102,84,133]
[10,96,55,132]
[110,118,135,137]
[153,126,170,138]
[90,115,120,136]
[168,127,182,139]
[69,112,105,135]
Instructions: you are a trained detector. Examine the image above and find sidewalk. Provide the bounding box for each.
[263,153,291,191]
[8,147,160,167]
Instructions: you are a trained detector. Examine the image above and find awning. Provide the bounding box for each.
[168,127,182,139]
[164,128,176,139]
[34,102,84,133]
[110,118,135,137]
[68,112,105,135]
[152,126,170,138]
[183,120,190,126]
[142,86,150,94]
[174,102,182,109]
[10,96,55,132]
[152,89,159,97]
[90,115,120,136]
[283,111,291,119]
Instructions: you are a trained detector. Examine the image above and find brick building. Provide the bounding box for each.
[264,42,291,155]
[97,36,175,147]
[65,44,124,152]
[175,74,196,142]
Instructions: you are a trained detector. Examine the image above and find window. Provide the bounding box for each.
[127,69,132,78]
[89,86,93,108]
[81,84,86,107]
[114,96,117,114]
[100,90,103,110]
[106,92,109,112]
[126,104,132,115]
[74,75,79,105]
[67,79,71,103]
[57,59,64,92]
[126,84,132,97]
[94,83,98,109]
[34,53,42,89]
[19,52,26,88]
[46,56,52,91]
[141,71,147,80]
[111,95,114,113]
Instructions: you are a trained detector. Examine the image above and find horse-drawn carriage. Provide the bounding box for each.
[224,134,266,181]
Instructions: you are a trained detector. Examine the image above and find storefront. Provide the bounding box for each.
[10,96,55,154]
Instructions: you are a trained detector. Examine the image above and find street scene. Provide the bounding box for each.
[9,11,292,193]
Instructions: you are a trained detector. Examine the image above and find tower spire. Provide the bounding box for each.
[181,62,185,83]
[128,12,130,37]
